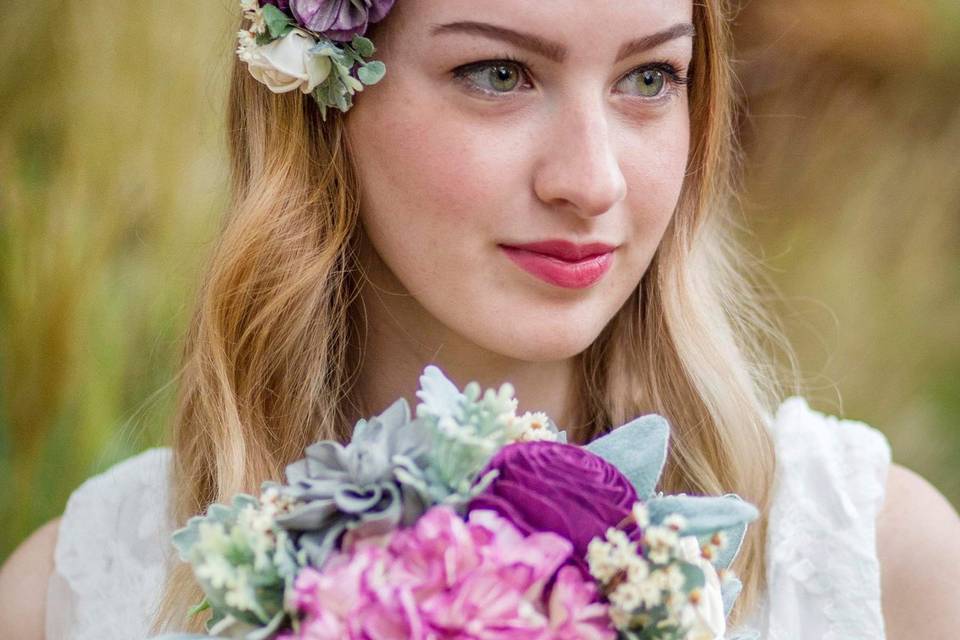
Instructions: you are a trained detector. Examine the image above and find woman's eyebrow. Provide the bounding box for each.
[429,21,695,64]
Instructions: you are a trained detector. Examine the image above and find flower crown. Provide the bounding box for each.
[235,0,395,120]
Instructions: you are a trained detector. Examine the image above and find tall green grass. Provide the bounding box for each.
[0,1,234,556]
[734,0,960,506]
[1,1,958,560]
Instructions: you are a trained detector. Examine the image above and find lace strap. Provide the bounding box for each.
[46,447,175,640]
[749,396,892,640]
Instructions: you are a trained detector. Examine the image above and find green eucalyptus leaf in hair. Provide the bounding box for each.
[351,34,376,57]
[358,60,386,85]
[261,4,296,39]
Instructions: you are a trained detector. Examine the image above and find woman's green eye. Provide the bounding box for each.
[632,69,666,98]
[459,62,524,93]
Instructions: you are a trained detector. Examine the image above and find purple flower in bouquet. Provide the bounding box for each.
[468,441,639,574]
[279,506,614,639]
[289,0,396,41]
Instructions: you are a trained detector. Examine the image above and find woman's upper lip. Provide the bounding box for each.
[498,239,618,261]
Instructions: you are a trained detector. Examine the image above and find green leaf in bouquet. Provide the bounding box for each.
[169,492,299,631]
[721,574,744,617]
[583,407,761,631]
[172,494,259,561]
[584,413,669,499]
[676,559,706,593]
[646,493,757,569]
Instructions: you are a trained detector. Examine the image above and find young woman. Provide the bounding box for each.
[2,0,959,638]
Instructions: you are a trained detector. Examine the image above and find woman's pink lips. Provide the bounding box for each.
[499,245,615,289]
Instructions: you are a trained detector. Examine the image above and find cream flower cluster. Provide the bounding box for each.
[586,504,730,640]
[236,2,336,96]
[503,410,563,443]
[192,490,298,618]
[233,0,386,119]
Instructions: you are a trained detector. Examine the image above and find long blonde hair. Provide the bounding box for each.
[154,0,798,632]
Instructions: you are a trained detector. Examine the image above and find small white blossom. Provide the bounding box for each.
[223,568,258,611]
[586,538,620,583]
[625,555,651,583]
[236,30,258,62]
[636,578,663,608]
[609,605,632,629]
[240,0,267,34]
[664,562,687,591]
[631,502,650,528]
[196,554,235,590]
[610,581,643,611]
[197,521,231,554]
[507,410,561,443]
[662,513,688,532]
[678,535,727,639]
[606,527,631,549]
[644,524,681,564]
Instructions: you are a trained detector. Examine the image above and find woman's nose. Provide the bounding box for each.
[532,99,628,219]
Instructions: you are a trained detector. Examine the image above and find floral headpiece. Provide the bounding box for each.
[235,0,395,120]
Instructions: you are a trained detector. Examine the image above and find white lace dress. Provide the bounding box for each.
[44,396,892,639]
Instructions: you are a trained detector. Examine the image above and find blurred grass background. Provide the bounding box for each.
[1,0,958,559]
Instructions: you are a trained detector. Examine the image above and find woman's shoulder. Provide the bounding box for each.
[48,446,175,639]
[876,451,960,636]
[0,517,60,639]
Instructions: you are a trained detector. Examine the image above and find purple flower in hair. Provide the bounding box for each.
[289,0,396,41]
[260,0,290,10]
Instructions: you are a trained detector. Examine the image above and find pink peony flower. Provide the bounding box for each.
[545,566,616,640]
[281,506,615,639]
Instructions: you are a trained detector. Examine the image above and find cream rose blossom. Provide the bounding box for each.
[678,535,727,640]
[243,29,332,94]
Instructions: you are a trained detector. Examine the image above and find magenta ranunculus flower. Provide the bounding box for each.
[288,0,396,41]
[467,441,639,574]
[280,506,614,639]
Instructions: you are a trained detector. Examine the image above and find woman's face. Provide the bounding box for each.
[345,0,693,362]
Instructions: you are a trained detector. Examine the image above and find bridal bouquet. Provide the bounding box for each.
[155,366,758,640]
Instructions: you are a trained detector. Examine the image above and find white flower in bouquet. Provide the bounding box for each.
[678,535,727,640]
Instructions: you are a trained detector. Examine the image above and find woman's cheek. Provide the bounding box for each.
[626,116,689,213]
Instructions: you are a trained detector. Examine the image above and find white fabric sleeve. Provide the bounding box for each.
[45,447,174,640]
[732,396,892,640]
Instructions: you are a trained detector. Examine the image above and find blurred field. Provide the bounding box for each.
[1,1,958,560]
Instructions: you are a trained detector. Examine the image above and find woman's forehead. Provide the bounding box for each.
[385,0,694,55]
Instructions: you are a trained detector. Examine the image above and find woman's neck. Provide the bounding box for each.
[349,247,581,436]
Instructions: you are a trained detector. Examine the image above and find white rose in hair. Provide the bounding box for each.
[243,29,332,94]
[678,535,727,640]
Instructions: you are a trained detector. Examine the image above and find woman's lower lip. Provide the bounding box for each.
[499,246,614,289]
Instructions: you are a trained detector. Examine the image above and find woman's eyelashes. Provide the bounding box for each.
[450,55,690,103]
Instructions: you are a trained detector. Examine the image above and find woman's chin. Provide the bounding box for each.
[472,326,604,363]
